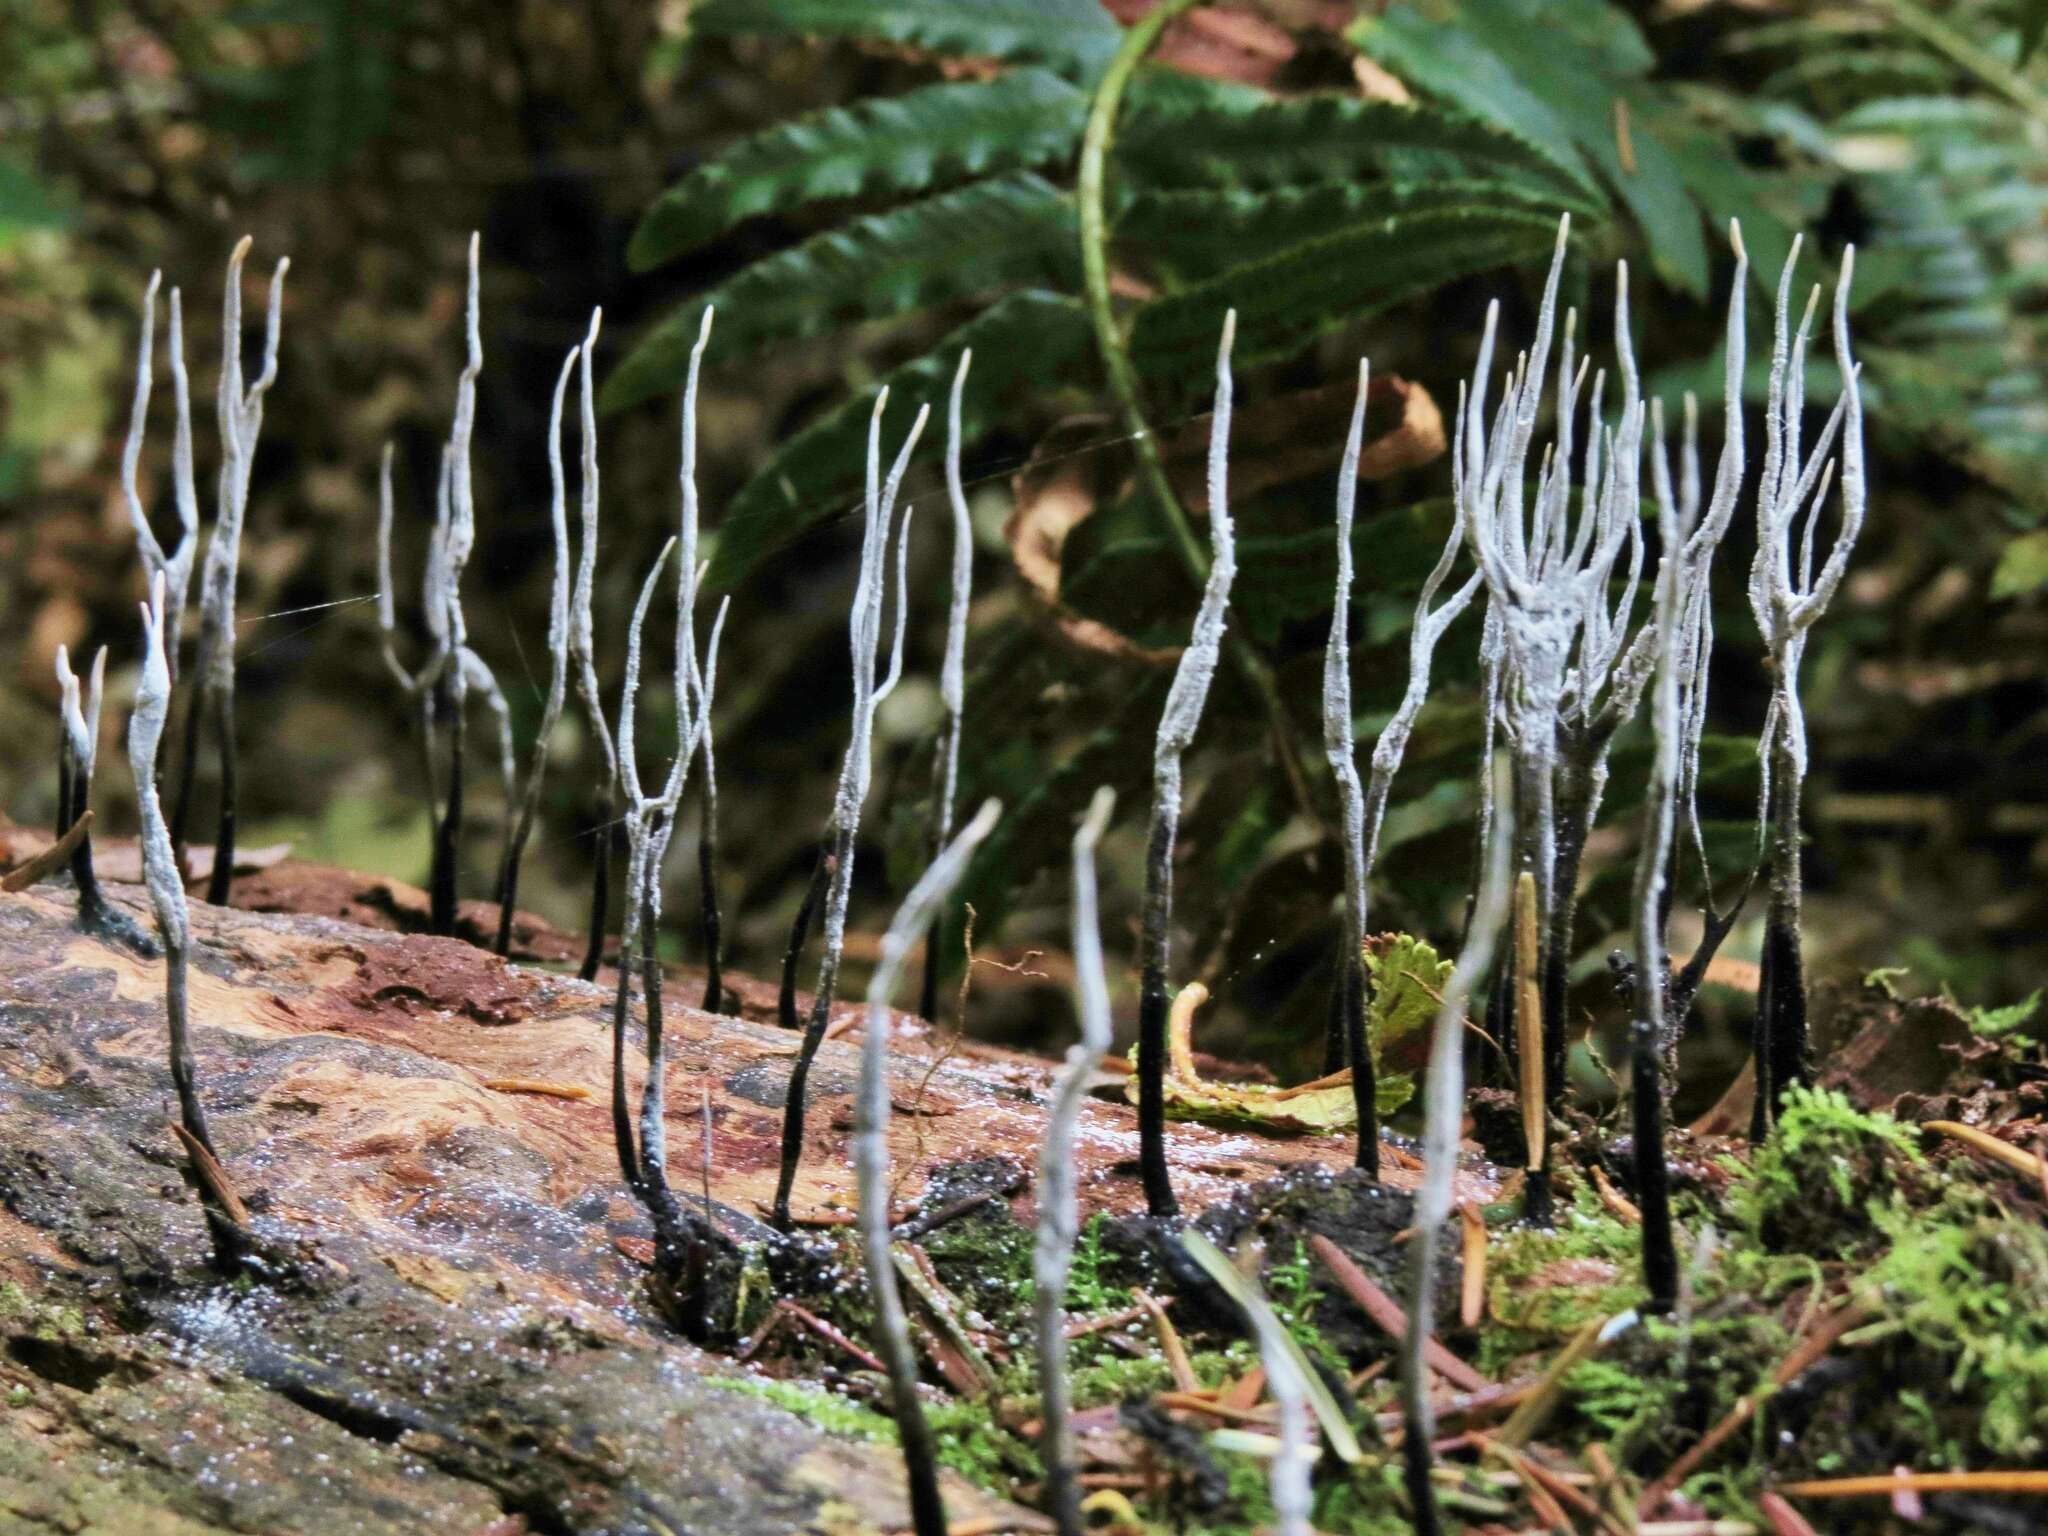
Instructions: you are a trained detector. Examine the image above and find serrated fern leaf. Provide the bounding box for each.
[1128,206,1562,372]
[603,173,1078,413]
[707,291,1093,590]
[1116,91,1595,200]
[628,70,1087,271]
[692,0,1121,84]
[1118,178,1597,286]
[1357,0,1718,296]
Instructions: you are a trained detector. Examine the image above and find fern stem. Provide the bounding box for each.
[1077,0,1319,822]
[1078,0,1208,584]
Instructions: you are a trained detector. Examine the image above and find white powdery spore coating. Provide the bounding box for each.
[1033,786,1114,1516]
[131,574,188,954]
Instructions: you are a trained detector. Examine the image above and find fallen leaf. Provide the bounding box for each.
[1125,982,1410,1133]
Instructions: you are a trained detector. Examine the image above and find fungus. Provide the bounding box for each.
[1035,784,1115,1536]
[564,310,619,981]
[1403,753,1513,1535]
[1322,357,1481,1170]
[120,271,200,692]
[918,349,975,1023]
[1458,217,1640,1222]
[772,389,930,1229]
[492,333,580,954]
[50,643,109,933]
[853,797,1001,1536]
[1746,240,1863,1134]
[1135,312,1237,1220]
[671,310,729,1013]
[374,237,516,937]
[165,237,287,905]
[608,534,735,1339]
[1627,401,1690,1313]
[133,573,245,1266]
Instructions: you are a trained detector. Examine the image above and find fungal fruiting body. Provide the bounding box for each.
[773,389,929,1229]
[1403,753,1514,1535]
[1136,312,1238,1220]
[1746,241,1863,1135]
[1035,785,1115,1536]
[854,798,1001,1536]
[493,325,582,955]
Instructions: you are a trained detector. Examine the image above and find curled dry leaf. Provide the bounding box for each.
[1005,376,1444,663]
[1165,373,1445,511]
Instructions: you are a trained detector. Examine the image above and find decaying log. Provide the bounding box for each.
[0,872,1498,1533]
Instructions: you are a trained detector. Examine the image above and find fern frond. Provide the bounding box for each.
[692,0,1122,84]
[1118,178,1596,286]
[1129,206,1562,372]
[629,70,1088,271]
[603,173,1078,413]
[707,291,1093,590]
[1116,92,1595,199]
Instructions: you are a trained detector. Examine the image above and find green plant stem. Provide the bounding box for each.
[1077,0,1319,821]
[1078,0,1209,584]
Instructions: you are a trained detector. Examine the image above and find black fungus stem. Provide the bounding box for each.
[773,830,851,1228]
[166,936,215,1157]
[698,790,723,1014]
[581,784,615,982]
[205,686,238,906]
[1631,1008,1678,1311]
[1135,809,1180,1219]
[492,839,525,956]
[1402,1427,1444,1536]
[779,845,831,1034]
[610,911,643,1195]
[1343,952,1378,1177]
[1323,953,1347,1076]
[168,675,206,875]
[429,678,465,936]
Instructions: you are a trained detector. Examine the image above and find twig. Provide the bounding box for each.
[1310,1233,1488,1394]
[1924,1119,2048,1185]
[4,812,91,892]
[1638,1296,1873,1512]
[1775,1472,2048,1498]
[1497,1312,1635,1451]
[1458,1203,1487,1330]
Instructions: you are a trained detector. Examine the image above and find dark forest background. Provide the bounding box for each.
[4,0,2045,1115]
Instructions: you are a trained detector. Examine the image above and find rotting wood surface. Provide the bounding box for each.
[0,871,1499,1533]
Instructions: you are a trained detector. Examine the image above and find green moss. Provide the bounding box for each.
[709,1374,896,1442]
[1479,1186,1643,1373]
[923,1209,1035,1335]
[0,1278,87,1341]
[1870,1191,2048,1462]
[1263,1237,1346,1378]
[1732,1085,1924,1252]
[707,1374,1036,1492]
